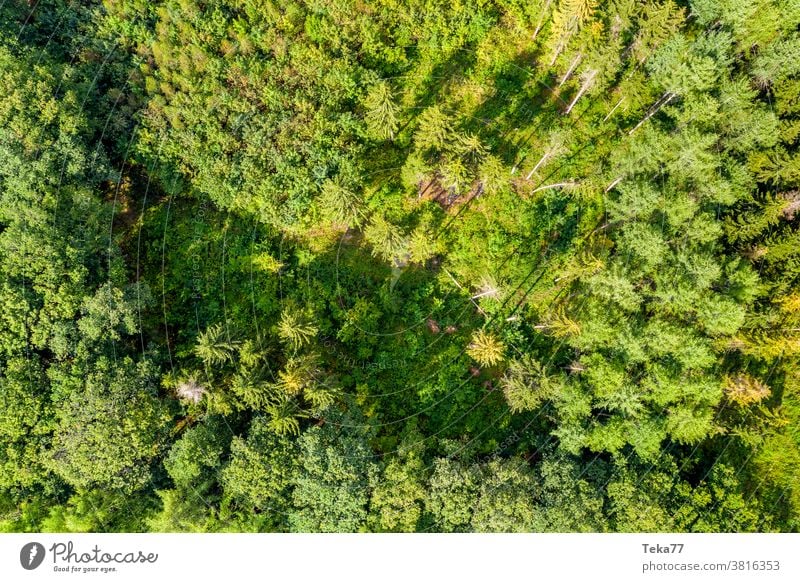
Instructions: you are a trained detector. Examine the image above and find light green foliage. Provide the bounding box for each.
[48,357,172,493]
[195,323,240,367]
[147,489,216,533]
[501,354,559,412]
[41,489,157,533]
[289,417,378,532]
[0,357,52,489]
[364,215,408,263]
[414,106,454,153]
[534,456,606,532]
[363,80,399,141]
[646,32,727,95]
[164,419,230,491]
[467,330,505,367]
[222,416,298,528]
[78,283,142,345]
[426,458,481,532]
[471,459,543,532]
[277,308,319,351]
[369,453,428,532]
[319,178,365,228]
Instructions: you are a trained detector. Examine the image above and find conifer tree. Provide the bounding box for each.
[467,330,505,367]
[364,80,399,140]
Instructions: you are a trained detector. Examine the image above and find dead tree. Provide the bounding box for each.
[628,91,676,135]
[565,69,597,114]
[558,53,582,88]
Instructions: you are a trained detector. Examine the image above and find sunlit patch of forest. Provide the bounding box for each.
[0,0,799,532]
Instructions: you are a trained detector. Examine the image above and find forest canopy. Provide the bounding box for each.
[0,0,799,532]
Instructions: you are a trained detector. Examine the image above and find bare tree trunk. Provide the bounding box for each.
[628,91,675,135]
[605,176,623,192]
[603,97,624,122]
[444,269,487,316]
[565,69,597,114]
[526,153,550,180]
[532,0,552,41]
[558,53,582,88]
[532,181,576,193]
[472,289,498,300]
[549,37,568,67]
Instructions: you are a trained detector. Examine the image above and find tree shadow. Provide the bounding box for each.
[464,48,562,166]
